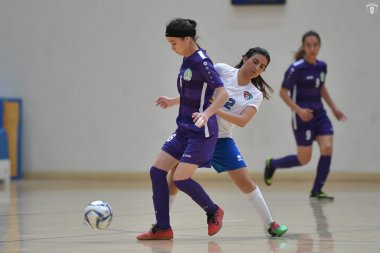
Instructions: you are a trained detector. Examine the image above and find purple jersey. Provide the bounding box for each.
[282,59,327,112]
[176,49,224,137]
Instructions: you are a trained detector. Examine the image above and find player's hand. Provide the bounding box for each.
[333,108,347,122]
[192,112,209,128]
[156,96,174,109]
[297,108,314,122]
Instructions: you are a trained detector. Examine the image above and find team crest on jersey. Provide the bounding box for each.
[320,72,325,82]
[183,68,192,81]
[244,91,253,100]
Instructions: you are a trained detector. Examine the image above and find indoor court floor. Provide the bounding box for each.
[1,177,380,253]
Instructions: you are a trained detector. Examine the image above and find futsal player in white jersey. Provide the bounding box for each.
[157,47,288,236]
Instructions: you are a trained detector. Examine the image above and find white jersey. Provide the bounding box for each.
[214,63,263,138]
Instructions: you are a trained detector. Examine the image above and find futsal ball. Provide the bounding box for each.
[84,200,113,229]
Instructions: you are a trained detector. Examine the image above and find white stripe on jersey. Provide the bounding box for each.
[198,50,207,59]
[199,82,210,138]
[293,59,304,67]
[292,85,297,130]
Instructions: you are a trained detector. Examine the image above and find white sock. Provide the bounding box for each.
[246,187,273,227]
[169,195,176,210]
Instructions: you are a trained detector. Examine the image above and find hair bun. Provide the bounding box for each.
[186,19,197,28]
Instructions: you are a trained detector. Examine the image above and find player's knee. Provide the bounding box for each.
[320,145,333,156]
[233,177,255,193]
[239,182,255,194]
[298,156,311,165]
[150,166,167,180]
[173,179,186,191]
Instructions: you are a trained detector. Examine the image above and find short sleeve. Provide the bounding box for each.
[198,59,224,90]
[317,61,328,87]
[247,91,263,112]
[214,63,234,79]
[282,65,299,90]
[214,63,224,75]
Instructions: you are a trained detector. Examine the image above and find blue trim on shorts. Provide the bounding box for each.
[211,138,247,173]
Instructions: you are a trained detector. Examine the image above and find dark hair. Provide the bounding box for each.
[165,18,197,40]
[235,47,273,100]
[294,30,321,61]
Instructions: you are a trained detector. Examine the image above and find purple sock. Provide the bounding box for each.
[270,155,300,169]
[150,167,170,229]
[311,156,331,193]
[174,178,218,214]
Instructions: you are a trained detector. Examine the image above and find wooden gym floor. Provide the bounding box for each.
[1,177,380,253]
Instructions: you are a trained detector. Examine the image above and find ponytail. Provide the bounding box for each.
[294,46,305,61]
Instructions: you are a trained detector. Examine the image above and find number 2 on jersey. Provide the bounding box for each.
[224,98,235,110]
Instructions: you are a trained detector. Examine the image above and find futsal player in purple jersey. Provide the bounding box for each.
[160,47,288,237]
[137,18,228,240]
[264,31,347,200]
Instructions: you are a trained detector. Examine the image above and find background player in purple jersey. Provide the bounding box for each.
[137,18,228,240]
[264,31,347,200]
[160,47,288,237]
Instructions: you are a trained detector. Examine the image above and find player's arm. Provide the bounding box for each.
[279,87,301,112]
[216,106,257,127]
[193,86,228,127]
[155,96,180,109]
[202,86,228,119]
[279,87,313,122]
[321,86,347,121]
[193,60,228,127]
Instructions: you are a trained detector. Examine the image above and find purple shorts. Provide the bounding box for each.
[161,128,217,168]
[293,112,334,146]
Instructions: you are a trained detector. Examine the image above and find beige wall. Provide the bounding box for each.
[0,0,379,174]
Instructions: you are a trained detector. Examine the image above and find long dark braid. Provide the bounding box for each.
[235,47,274,100]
